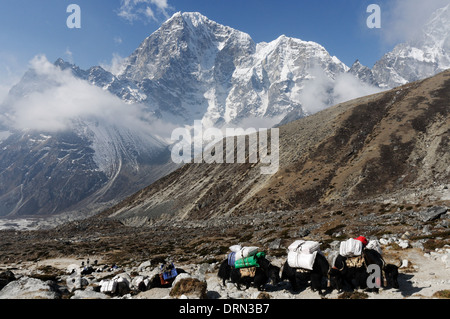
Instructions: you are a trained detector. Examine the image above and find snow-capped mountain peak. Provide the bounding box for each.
[115,12,350,127]
[3,6,449,219]
[368,4,450,88]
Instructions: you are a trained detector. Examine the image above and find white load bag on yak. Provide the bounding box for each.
[288,240,321,254]
[234,246,259,261]
[287,240,321,270]
[366,239,382,255]
[100,279,117,294]
[339,238,363,257]
[287,250,318,270]
[100,275,129,294]
[229,245,242,253]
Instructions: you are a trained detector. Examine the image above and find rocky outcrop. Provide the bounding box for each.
[0,277,61,299]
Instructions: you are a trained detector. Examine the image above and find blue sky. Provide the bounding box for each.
[0,0,448,91]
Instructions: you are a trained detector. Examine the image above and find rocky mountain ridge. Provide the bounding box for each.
[360,3,450,89]
[1,6,449,220]
[104,69,450,225]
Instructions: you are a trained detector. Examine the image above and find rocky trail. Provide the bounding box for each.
[0,205,448,300]
[0,242,448,300]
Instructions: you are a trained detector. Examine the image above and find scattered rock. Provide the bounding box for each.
[422,225,432,235]
[268,238,282,250]
[398,239,410,249]
[400,259,409,268]
[138,260,152,272]
[71,289,110,299]
[170,277,207,299]
[419,206,448,222]
[296,228,310,237]
[0,277,61,299]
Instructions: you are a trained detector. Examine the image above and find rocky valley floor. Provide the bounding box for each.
[0,200,448,300]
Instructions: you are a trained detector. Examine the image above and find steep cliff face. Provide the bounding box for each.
[116,12,349,127]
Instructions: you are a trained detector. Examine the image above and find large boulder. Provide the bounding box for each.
[66,274,89,292]
[0,277,61,299]
[170,276,207,299]
[419,206,448,222]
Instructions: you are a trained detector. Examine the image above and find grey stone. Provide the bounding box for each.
[297,228,310,237]
[66,274,89,292]
[0,277,61,299]
[70,289,110,299]
[419,207,448,222]
[268,238,282,250]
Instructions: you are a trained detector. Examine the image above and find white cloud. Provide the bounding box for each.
[118,0,172,23]
[0,52,24,103]
[0,84,12,105]
[64,47,74,63]
[298,67,334,114]
[333,73,381,105]
[114,36,123,45]
[151,0,170,17]
[297,67,381,115]
[100,53,127,76]
[2,55,176,141]
[381,0,449,45]
[144,6,156,21]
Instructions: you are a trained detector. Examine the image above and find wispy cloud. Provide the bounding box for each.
[64,47,74,63]
[1,55,178,142]
[297,67,381,115]
[118,0,173,23]
[100,53,127,76]
[381,0,449,45]
[0,52,23,104]
[114,36,123,45]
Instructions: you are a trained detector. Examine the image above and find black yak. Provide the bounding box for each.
[281,252,330,295]
[230,257,280,291]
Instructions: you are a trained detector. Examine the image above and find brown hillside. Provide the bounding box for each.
[105,70,450,225]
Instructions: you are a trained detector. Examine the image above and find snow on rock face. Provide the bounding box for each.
[2,6,449,219]
[116,12,349,128]
[370,4,450,89]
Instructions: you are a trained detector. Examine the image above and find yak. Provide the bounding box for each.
[281,252,330,295]
[218,257,280,291]
[383,262,401,289]
[361,249,401,290]
[329,249,401,292]
[329,251,374,292]
[231,257,281,291]
[218,258,233,286]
